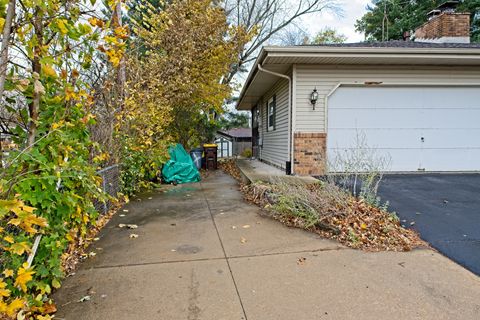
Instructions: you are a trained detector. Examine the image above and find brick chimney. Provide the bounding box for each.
[414,1,470,44]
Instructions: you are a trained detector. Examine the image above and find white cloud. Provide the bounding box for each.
[301,0,371,42]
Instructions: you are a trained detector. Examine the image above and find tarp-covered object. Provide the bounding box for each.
[162,144,201,184]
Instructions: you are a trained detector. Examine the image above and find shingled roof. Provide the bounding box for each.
[301,41,480,49]
[218,128,252,139]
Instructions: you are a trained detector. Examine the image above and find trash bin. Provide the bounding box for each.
[190,147,203,170]
[203,144,218,170]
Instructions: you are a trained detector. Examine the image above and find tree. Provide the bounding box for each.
[355,0,480,42]
[223,0,341,84]
[311,27,347,44]
[218,111,251,130]
[123,0,251,150]
[0,0,127,314]
[275,24,310,46]
[126,0,170,32]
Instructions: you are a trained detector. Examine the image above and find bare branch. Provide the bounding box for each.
[224,0,341,84]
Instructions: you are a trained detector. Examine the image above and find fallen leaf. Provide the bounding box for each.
[360,223,367,230]
[16,310,26,320]
[42,302,57,314]
[297,257,307,265]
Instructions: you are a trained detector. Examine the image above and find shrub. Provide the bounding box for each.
[120,145,169,196]
[241,148,252,158]
[0,113,104,317]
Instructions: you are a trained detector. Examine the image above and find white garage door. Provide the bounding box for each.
[327,86,480,172]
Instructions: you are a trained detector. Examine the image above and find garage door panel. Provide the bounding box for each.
[422,129,480,148]
[331,87,425,108]
[329,108,425,129]
[328,148,420,172]
[328,129,422,149]
[420,109,480,128]
[421,88,480,108]
[421,149,480,171]
[327,86,480,172]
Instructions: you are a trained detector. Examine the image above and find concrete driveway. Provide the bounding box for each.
[378,174,480,276]
[53,171,480,319]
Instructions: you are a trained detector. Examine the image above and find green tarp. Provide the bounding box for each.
[162,144,201,184]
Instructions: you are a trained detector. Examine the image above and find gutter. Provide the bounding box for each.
[262,45,480,55]
[257,64,293,175]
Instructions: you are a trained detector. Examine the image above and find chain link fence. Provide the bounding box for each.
[94,164,121,215]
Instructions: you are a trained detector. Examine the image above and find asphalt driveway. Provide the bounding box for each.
[378,174,480,276]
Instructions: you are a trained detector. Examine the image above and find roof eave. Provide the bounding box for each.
[236,46,480,111]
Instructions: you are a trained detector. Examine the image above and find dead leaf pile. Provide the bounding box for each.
[219,161,426,252]
[218,159,243,182]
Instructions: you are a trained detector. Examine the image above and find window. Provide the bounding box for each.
[267,95,276,131]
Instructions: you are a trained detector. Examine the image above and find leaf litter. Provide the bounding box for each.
[220,159,426,252]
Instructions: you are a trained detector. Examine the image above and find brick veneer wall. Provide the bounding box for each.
[415,12,470,40]
[294,132,327,176]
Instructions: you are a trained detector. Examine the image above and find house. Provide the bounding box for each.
[215,128,252,158]
[237,4,480,176]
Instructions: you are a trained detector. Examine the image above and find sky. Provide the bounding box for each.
[303,0,371,42]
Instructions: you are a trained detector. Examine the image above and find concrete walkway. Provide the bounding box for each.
[236,159,317,184]
[54,171,480,320]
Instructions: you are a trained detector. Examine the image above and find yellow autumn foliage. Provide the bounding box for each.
[14,264,35,293]
[123,0,252,148]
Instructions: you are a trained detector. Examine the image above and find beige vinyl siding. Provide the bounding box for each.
[259,78,289,169]
[295,65,480,132]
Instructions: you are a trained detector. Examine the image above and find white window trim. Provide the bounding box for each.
[267,97,275,131]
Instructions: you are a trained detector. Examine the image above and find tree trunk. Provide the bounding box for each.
[0,0,15,98]
[0,0,15,165]
[27,7,43,147]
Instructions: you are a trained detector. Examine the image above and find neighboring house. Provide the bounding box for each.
[215,128,252,158]
[236,4,480,176]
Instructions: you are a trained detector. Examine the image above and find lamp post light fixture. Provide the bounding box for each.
[310,87,319,110]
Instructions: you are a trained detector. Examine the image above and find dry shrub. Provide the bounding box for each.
[243,180,425,252]
[220,158,425,251]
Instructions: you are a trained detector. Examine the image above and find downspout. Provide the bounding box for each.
[257,64,293,175]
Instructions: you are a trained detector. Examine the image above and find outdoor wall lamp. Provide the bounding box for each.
[310,87,318,110]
